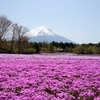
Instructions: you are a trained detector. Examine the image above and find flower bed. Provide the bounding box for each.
[0,54,100,100]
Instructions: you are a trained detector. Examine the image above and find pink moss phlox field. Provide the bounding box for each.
[0,54,100,100]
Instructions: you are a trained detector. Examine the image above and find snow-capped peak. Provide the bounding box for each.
[26,26,60,37]
[25,26,74,43]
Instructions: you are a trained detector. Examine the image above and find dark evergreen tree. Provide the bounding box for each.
[34,42,40,53]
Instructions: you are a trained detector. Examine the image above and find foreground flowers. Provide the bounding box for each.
[0,54,100,100]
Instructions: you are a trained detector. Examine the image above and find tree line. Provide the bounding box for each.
[0,15,100,54]
[0,15,29,53]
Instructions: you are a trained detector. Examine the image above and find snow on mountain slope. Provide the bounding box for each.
[25,26,74,43]
[26,26,60,37]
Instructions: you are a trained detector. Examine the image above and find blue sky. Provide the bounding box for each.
[0,0,100,43]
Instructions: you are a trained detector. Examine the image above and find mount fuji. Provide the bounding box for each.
[25,26,73,43]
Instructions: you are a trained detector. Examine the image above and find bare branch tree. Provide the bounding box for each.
[0,15,12,51]
[11,23,29,53]
[0,15,12,40]
[11,23,18,53]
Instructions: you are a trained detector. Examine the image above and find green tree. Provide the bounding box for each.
[48,44,54,53]
[34,42,40,53]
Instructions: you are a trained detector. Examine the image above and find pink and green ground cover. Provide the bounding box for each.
[0,54,100,100]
